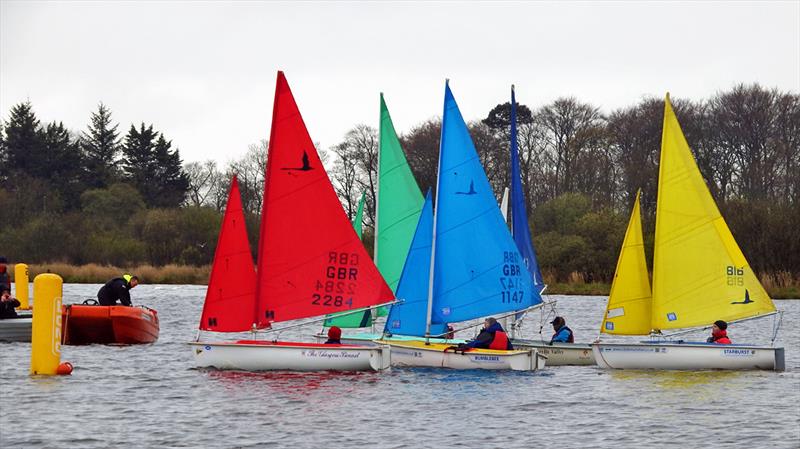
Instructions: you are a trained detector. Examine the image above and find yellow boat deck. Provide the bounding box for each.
[376,339,529,355]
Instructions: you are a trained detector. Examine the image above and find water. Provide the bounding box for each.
[1,284,799,448]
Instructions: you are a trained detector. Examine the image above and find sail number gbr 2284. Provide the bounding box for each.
[311,251,359,307]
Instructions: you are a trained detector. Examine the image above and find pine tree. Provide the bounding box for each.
[3,102,46,179]
[121,123,189,207]
[150,134,189,208]
[40,121,85,208]
[121,123,158,204]
[82,103,120,188]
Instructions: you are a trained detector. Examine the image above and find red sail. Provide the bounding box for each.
[199,176,258,332]
[255,72,394,326]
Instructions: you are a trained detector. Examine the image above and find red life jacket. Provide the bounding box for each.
[711,329,732,344]
[489,330,509,350]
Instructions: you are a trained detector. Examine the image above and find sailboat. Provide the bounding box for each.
[499,86,595,365]
[591,94,785,371]
[190,72,394,371]
[376,81,547,371]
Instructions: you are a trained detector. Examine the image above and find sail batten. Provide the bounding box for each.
[651,94,775,331]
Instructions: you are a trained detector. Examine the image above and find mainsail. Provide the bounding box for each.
[198,176,257,332]
[601,190,652,335]
[254,72,394,327]
[509,86,545,293]
[428,81,541,328]
[651,94,776,330]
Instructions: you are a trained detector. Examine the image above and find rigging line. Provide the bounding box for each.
[771,311,783,345]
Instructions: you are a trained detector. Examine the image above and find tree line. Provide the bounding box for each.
[0,83,797,285]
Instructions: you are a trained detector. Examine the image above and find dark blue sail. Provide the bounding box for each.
[510,86,545,293]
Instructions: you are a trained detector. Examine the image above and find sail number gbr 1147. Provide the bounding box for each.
[500,251,525,304]
[311,251,359,307]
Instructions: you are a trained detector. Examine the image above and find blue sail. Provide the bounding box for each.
[384,191,446,337]
[510,87,545,293]
[430,82,542,327]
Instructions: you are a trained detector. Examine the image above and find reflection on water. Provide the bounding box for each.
[206,368,381,396]
[0,285,798,448]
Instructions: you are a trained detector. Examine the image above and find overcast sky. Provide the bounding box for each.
[2,1,798,166]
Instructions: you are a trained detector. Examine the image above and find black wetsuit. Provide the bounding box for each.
[0,298,20,319]
[97,278,133,306]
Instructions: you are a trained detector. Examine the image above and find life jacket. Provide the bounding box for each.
[552,325,574,343]
[711,329,731,344]
[489,330,509,350]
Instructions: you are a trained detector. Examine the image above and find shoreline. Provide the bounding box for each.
[7,262,799,299]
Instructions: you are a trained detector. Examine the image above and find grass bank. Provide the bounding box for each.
[13,263,211,285]
[5,263,799,299]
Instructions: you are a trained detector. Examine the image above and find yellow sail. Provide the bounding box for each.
[651,94,775,331]
[601,190,652,335]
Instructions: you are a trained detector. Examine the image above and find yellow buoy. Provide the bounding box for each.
[15,263,30,310]
[30,273,63,375]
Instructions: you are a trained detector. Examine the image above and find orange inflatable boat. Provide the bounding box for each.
[62,303,159,345]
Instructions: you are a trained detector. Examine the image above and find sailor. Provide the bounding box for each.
[324,326,342,344]
[97,274,139,306]
[0,289,20,319]
[549,316,574,344]
[463,317,513,350]
[707,320,732,344]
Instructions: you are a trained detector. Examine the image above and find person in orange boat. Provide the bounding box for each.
[0,289,21,319]
[707,320,732,344]
[324,326,342,344]
[97,274,139,306]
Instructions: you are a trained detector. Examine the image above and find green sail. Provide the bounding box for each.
[325,94,424,328]
[353,191,366,239]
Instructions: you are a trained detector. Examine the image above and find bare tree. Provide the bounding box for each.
[226,139,268,215]
[184,160,223,208]
[536,98,606,198]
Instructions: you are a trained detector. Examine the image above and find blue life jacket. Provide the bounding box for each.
[551,325,574,343]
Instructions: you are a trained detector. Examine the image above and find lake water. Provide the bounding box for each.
[1,284,799,448]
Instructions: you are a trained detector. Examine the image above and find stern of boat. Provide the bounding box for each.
[369,344,391,371]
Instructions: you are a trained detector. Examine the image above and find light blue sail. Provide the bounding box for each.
[384,191,446,337]
[429,82,542,327]
[510,86,545,293]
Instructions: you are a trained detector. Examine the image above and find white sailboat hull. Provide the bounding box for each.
[592,342,785,371]
[189,341,391,372]
[513,339,596,365]
[382,341,546,371]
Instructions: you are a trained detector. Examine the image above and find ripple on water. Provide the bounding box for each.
[1,285,799,448]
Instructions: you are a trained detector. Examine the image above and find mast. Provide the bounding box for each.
[374,93,384,264]
[425,80,448,342]
[253,71,284,330]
